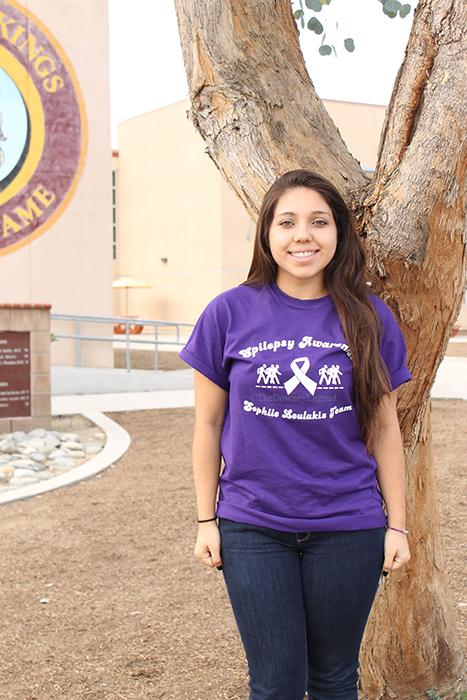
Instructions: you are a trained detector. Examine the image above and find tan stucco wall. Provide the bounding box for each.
[457,295,467,329]
[115,101,223,324]
[324,99,385,172]
[0,0,113,367]
[220,178,255,292]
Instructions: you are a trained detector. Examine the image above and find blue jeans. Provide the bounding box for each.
[218,517,386,700]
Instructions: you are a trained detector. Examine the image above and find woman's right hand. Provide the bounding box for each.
[194,521,223,570]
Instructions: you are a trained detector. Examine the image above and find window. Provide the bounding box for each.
[112,169,117,260]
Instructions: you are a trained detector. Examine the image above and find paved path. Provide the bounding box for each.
[52,354,467,415]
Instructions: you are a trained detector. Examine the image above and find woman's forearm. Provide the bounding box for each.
[372,422,407,529]
[193,421,223,520]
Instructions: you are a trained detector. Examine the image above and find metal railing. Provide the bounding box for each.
[50,313,194,372]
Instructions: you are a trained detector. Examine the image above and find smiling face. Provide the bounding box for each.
[268,186,338,299]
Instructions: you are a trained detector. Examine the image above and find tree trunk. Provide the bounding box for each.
[174,0,467,696]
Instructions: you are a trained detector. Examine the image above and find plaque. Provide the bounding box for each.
[0,331,31,418]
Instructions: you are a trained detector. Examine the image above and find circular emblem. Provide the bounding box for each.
[0,0,87,255]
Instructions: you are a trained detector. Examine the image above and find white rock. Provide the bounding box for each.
[52,457,76,468]
[13,468,38,478]
[27,462,48,472]
[0,465,14,481]
[17,438,50,453]
[48,449,67,459]
[10,459,36,468]
[85,444,103,454]
[0,438,16,453]
[11,431,27,440]
[28,428,47,438]
[62,441,83,450]
[30,452,47,463]
[9,476,38,487]
[59,433,80,442]
[44,435,60,448]
[17,446,36,455]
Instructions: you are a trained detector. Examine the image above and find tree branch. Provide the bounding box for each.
[362,0,467,265]
[174,0,368,219]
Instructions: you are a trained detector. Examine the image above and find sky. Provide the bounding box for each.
[108,0,418,147]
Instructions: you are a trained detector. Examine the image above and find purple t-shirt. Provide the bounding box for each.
[179,280,412,532]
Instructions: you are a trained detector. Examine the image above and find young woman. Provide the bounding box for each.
[179,169,412,700]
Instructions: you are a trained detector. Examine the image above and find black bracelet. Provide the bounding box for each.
[198,516,217,523]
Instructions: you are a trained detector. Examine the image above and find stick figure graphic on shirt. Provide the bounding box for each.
[318,365,330,385]
[265,364,281,384]
[257,364,268,383]
[318,363,343,386]
[328,364,343,385]
[257,363,281,385]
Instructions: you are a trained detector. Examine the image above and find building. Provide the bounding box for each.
[0,0,112,367]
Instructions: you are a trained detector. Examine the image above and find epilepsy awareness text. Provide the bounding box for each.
[238,336,352,359]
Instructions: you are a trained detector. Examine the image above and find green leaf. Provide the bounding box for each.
[307,16,324,34]
[344,37,355,52]
[293,9,304,18]
[319,44,332,55]
[399,3,411,17]
[305,0,322,11]
[382,7,397,17]
[384,0,401,11]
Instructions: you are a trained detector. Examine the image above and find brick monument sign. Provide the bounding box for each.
[0,304,51,433]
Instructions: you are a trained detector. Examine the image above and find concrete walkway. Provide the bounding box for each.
[51,351,467,416]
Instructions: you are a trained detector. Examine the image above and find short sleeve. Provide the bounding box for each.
[178,298,230,391]
[376,298,412,391]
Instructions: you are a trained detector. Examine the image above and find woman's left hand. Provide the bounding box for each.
[382,529,411,573]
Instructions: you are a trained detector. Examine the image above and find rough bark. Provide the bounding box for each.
[174,0,467,696]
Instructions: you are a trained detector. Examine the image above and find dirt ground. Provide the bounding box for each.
[0,352,465,699]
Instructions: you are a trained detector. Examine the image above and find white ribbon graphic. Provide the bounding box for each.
[283,357,317,396]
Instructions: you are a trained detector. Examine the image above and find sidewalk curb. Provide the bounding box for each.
[0,411,130,506]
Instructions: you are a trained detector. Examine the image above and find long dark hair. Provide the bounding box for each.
[242,169,391,454]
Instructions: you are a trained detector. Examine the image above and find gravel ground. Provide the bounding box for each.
[0,351,464,699]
